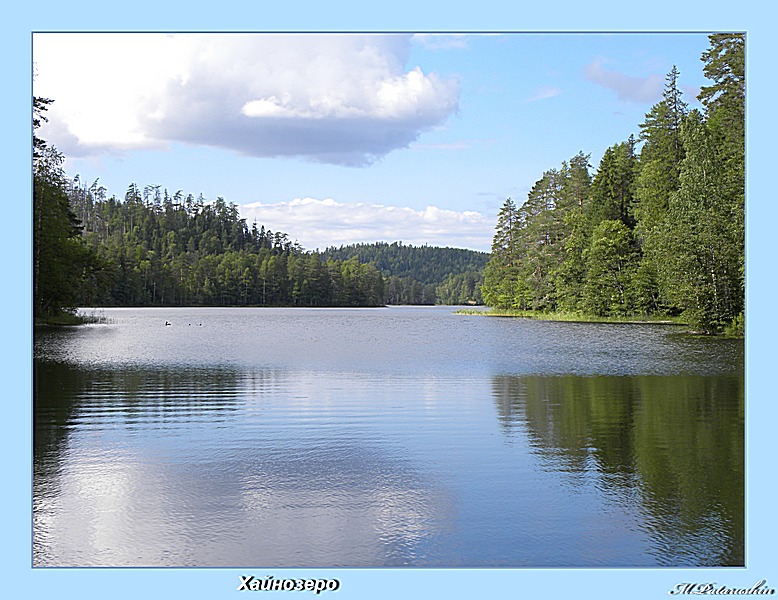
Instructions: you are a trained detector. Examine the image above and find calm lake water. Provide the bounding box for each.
[33,306,744,567]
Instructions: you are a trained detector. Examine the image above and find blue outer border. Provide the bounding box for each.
[6,3,773,599]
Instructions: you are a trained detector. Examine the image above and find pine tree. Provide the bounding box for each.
[482,198,524,308]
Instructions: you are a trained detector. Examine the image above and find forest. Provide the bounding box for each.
[480,34,744,335]
[33,111,485,318]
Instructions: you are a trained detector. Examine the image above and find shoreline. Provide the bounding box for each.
[455,308,688,326]
[455,308,744,339]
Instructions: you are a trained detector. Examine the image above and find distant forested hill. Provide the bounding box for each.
[322,242,487,305]
[59,183,386,309]
[322,242,487,284]
[33,102,485,317]
[34,105,486,316]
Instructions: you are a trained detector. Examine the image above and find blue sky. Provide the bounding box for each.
[33,32,712,252]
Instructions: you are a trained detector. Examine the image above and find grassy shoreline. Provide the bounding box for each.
[34,310,111,327]
[455,308,745,338]
[454,307,687,326]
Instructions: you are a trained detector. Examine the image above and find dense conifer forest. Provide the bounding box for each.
[33,108,486,318]
[480,34,744,334]
[322,242,486,305]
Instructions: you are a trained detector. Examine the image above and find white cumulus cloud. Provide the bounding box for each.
[238,198,493,252]
[33,33,460,166]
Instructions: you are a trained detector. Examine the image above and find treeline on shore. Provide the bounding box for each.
[481,34,744,335]
[33,116,486,318]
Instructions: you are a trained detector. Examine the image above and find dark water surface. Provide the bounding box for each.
[33,306,744,567]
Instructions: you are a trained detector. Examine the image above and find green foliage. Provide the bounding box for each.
[62,179,386,308]
[33,100,106,321]
[581,220,638,316]
[436,271,484,305]
[698,33,745,204]
[589,138,638,228]
[725,312,745,337]
[481,38,744,334]
[481,154,593,312]
[653,111,743,333]
[554,209,589,312]
[37,140,480,310]
[321,241,488,305]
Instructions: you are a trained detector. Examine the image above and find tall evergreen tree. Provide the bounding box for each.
[632,67,691,316]
[698,33,745,196]
[521,169,567,309]
[34,98,105,320]
[698,33,745,328]
[482,198,525,309]
[634,66,689,236]
[552,153,592,312]
[491,197,520,266]
[589,138,638,229]
[33,96,53,159]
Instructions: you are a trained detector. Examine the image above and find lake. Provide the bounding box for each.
[33,306,744,567]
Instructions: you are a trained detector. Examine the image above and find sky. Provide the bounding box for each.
[33,32,714,252]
